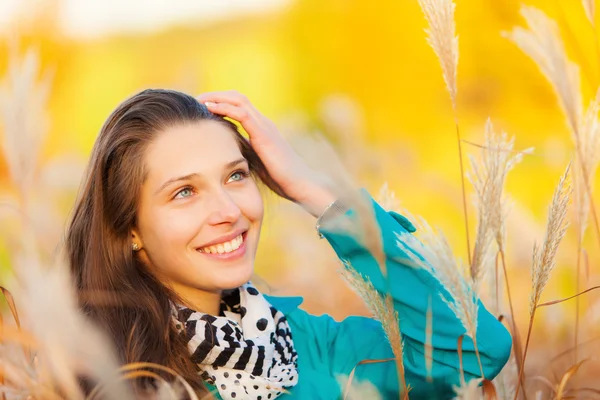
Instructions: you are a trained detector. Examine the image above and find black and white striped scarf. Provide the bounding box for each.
[172,282,299,400]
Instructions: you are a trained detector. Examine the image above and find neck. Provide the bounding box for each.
[172,284,222,315]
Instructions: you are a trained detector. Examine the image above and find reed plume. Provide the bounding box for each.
[417,0,459,110]
[505,6,582,136]
[494,355,517,400]
[453,378,483,400]
[466,118,532,344]
[574,92,600,245]
[0,44,53,193]
[377,182,400,212]
[584,0,596,26]
[341,263,408,396]
[4,255,133,400]
[468,119,530,279]
[396,219,479,345]
[514,163,572,400]
[529,164,572,314]
[417,0,472,270]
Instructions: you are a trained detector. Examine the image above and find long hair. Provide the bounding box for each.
[65,89,287,394]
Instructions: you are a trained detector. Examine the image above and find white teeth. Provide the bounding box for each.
[199,234,243,254]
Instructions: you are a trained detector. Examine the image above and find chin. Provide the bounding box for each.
[214,262,254,290]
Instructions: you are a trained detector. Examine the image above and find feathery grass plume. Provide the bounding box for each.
[467,119,532,291]
[340,263,408,397]
[6,253,133,400]
[493,354,517,400]
[530,164,573,314]
[584,0,596,26]
[417,0,472,270]
[514,163,572,400]
[574,91,600,243]
[336,373,383,400]
[453,377,483,400]
[377,182,400,212]
[505,6,583,136]
[572,92,600,363]
[417,0,459,109]
[0,44,53,192]
[396,219,479,343]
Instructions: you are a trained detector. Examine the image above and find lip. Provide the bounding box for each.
[196,231,248,261]
[197,229,248,248]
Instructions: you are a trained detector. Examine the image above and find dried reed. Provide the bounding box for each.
[0,43,53,198]
[416,0,458,110]
[453,377,483,400]
[583,0,596,27]
[340,263,408,398]
[505,6,582,136]
[467,119,531,396]
[514,164,572,400]
[467,119,530,289]
[572,91,600,363]
[395,218,482,375]
[506,5,600,254]
[417,0,472,270]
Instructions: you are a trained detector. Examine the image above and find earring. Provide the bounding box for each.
[132,242,140,252]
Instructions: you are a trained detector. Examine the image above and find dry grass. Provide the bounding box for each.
[0,42,52,196]
[467,118,531,291]
[505,6,582,136]
[453,377,483,400]
[396,217,479,346]
[514,164,572,400]
[6,1,600,399]
[529,164,572,315]
[416,0,458,110]
[583,0,596,27]
[340,263,408,397]
[0,45,201,400]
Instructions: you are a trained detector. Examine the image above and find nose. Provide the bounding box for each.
[205,189,242,226]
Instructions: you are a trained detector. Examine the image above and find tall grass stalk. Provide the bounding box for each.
[466,118,531,396]
[572,91,600,363]
[396,220,484,377]
[341,264,409,398]
[416,0,472,268]
[514,164,572,400]
[506,6,600,254]
[467,119,531,289]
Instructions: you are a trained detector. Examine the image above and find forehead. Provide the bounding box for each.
[144,120,243,181]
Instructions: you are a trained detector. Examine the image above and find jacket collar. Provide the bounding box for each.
[263,295,304,314]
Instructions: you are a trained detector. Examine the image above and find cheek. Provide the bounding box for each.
[139,207,199,252]
[238,183,264,223]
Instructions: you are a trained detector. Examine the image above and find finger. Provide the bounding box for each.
[204,102,262,139]
[196,90,249,107]
[197,91,267,122]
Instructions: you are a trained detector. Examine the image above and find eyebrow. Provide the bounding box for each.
[154,157,248,195]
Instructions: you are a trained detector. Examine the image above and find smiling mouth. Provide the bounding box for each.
[197,231,248,254]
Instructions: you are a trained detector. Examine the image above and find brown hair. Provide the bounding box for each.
[65,89,287,394]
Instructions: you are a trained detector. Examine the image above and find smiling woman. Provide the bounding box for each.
[66,89,511,399]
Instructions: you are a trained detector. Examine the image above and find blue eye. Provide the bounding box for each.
[228,170,250,183]
[174,186,194,199]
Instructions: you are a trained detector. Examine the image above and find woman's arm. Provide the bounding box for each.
[305,188,512,398]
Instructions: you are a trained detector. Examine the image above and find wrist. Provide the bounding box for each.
[294,176,337,218]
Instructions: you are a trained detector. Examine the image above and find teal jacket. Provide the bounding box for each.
[208,191,512,399]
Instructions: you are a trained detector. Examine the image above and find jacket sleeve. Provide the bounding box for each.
[302,188,512,398]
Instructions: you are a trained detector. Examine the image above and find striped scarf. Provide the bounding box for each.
[172,282,299,400]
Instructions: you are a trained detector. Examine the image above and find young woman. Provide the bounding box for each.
[66,89,511,399]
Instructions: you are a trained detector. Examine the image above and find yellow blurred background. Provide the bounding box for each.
[2,0,600,391]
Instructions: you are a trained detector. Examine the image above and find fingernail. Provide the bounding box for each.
[204,101,217,107]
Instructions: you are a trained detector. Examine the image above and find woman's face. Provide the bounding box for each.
[133,120,264,298]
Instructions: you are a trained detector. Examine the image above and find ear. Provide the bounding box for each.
[131,229,143,251]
